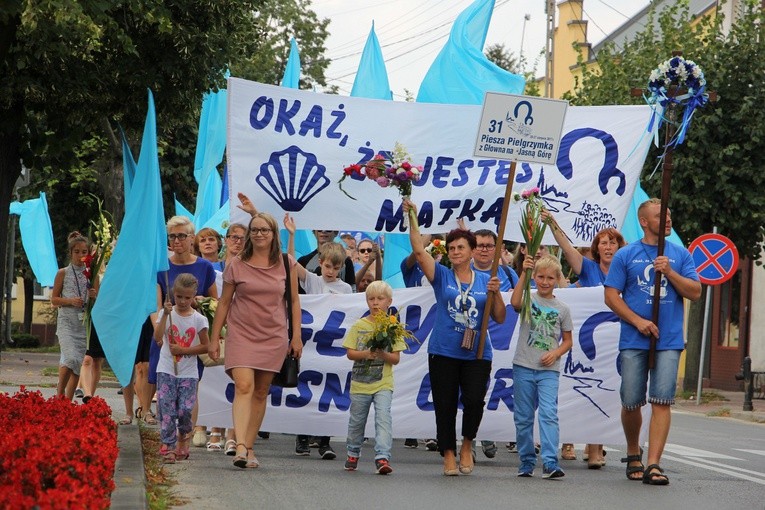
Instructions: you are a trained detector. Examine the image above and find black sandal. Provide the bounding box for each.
[643,464,669,485]
[620,448,644,481]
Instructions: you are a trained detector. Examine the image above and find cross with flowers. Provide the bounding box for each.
[631,51,716,367]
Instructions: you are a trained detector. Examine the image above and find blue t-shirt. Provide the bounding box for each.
[604,241,698,351]
[472,263,518,291]
[400,258,429,288]
[578,257,606,287]
[158,258,217,301]
[429,264,493,361]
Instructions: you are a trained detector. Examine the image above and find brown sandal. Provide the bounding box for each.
[561,443,576,460]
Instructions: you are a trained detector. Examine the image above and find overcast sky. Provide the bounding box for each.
[311,0,651,99]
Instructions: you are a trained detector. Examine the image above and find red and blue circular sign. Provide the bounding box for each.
[688,233,739,285]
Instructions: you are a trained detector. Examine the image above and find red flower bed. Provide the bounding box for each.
[0,388,118,510]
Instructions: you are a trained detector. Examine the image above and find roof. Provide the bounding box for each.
[591,0,717,55]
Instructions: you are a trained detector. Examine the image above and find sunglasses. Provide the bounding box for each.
[168,233,189,241]
[358,248,374,254]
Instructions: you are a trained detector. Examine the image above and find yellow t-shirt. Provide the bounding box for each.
[342,317,408,395]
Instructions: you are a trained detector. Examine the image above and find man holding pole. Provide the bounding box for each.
[604,198,701,485]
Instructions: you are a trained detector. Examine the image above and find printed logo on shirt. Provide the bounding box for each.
[528,301,559,350]
[170,325,196,363]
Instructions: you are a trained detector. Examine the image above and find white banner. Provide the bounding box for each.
[227,78,655,246]
[198,287,650,443]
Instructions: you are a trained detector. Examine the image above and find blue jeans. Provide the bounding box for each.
[512,364,560,468]
[346,390,393,461]
[620,348,682,410]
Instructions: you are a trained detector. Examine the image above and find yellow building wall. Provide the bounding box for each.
[9,277,54,326]
[552,0,590,99]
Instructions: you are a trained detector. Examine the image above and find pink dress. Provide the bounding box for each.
[223,254,296,375]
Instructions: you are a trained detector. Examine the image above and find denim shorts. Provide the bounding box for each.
[619,349,681,410]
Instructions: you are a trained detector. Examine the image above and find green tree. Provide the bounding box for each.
[0,1,329,343]
[237,0,330,89]
[485,43,519,73]
[566,0,765,390]
[484,42,541,96]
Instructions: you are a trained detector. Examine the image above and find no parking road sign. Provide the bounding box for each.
[688,233,739,285]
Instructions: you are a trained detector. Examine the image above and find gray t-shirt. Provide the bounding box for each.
[513,293,573,372]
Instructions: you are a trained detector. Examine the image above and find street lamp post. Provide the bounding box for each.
[519,13,531,67]
[3,165,30,348]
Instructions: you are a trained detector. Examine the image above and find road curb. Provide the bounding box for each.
[110,423,148,510]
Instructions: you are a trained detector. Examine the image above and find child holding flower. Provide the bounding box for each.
[342,281,410,475]
[51,232,97,400]
[510,255,573,479]
[153,273,210,464]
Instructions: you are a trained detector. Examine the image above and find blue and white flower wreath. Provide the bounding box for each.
[646,55,708,149]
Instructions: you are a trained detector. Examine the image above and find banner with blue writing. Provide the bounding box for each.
[228,78,656,246]
[198,287,649,443]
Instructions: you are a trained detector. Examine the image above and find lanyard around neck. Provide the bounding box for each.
[71,265,85,304]
[453,268,475,316]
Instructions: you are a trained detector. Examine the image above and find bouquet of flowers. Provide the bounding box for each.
[647,55,708,148]
[425,238,449,266]
[198,297,225,366]
[339,142,422,227]
[513,187,549,323]
[82,199,116,348]
[360,311,417,373]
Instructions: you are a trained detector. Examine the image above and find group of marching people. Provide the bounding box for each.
[53,193,699,484]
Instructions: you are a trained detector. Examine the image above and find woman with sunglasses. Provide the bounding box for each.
[147,217,217,443]
[353,239,382,285]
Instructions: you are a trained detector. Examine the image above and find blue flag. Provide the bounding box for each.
[381,233,410,289]
[9,192,57,287]
[174,195,194,221]
[193,86,227,227]
[351,22,392,100]
[621,182,684,246]
[92,90,169,387]
[120,126,137,200]
[417,0,525,104]
[281,38,302,89]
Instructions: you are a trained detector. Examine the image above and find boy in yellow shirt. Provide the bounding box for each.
[342,281,408,474]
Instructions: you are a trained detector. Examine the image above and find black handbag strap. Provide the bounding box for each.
[283,253,293,341]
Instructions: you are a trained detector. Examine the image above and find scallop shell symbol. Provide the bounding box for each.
[256,145,330,212]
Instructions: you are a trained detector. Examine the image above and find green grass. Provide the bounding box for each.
[707,408,731,417]
[677,390,729,405]
[4,345,61,353]
[41,367,59,377]
[139,424,187,509]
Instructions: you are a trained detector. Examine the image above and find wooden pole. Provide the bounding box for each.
[476,160,517,359]
[648,103,676,369]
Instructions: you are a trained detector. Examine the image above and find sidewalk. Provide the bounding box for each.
[0,350,147,509]
[1,350,763,508]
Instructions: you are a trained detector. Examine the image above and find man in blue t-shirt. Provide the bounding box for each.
[604,199,701,485]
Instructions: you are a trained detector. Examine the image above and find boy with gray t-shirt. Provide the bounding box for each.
[510,254,573,479]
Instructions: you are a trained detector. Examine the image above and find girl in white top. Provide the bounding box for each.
[153,273,209,463]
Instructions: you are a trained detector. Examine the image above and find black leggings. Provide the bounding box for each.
[428,354,492,455]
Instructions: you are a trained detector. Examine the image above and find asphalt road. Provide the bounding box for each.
[160,410,764,510]
[2,352,763,510]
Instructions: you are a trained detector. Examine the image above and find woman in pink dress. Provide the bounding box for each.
[209,212,302,469]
